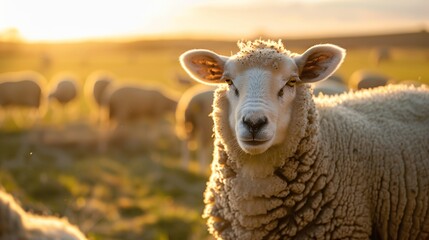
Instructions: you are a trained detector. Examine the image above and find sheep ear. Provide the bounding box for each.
[180,50,229,85]
[294,44,346,83]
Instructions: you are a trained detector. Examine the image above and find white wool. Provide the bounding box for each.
[180,39,429,239]
[0,189,86,240]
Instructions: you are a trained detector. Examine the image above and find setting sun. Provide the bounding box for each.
[0,0,186,41]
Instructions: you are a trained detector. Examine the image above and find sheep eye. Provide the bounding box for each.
[229,84,239,97]
[224,78,233,85]
[286,77,298,87]
[224,77,239,97]
[234,87,239,97]
[278,88,284,97]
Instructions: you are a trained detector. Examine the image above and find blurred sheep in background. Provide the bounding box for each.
[84,71,115,125]
[348,69,391,90]
[104,84,178,125]
[311,75,348,96]
[95,83,178,151]
[48,76,78,106]
[175,85,215,173]
[372,47,391,66]
[0,188,87,240]
[0,71,46,128]
[85,71,114,107]
[47,73,80,124]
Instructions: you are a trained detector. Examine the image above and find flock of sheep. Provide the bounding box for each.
[0,66,412,169]
[1,40,428,239]
[0,71,175,125]
[0,70,213,161]
[0,67,415,129]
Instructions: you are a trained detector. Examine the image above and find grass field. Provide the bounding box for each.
[0,35,428,239]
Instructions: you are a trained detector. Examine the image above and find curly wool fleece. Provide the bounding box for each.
[0,189,87,240]
[204,83,429,239]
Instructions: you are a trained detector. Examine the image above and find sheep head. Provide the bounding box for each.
[180,40,345,155]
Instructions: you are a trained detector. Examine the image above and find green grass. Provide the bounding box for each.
[0,126,210,240]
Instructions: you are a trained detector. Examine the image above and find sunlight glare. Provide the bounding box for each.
[0,0,179,41]
[0,0,427,42]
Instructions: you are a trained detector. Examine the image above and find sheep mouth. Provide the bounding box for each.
[238,137,272,155]
[241,139,270,146]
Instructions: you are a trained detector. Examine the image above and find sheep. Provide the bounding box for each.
[47,73,80,124]
[372,47,391,66]
[48,75,78,105]
[93,83,178,151]
[311,75,348,96]
[0,71,45,109]
[180,39,429,239]
[84,71,115,125]
[175,84,215,173]
[104,83,178,125]
[84,71,114,108]
[0,71,46,128]
[348,69,390,90]
[0,188,87,240]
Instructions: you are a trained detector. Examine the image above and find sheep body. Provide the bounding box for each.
[311,75,348,96]
[175,85,215,171]
[0,189,86,240]
[49,77,78,105]
[0,71,44,108]
[180,40,429,239]
[84,71,114,107]
[84,71,115,126]
[349,70,390,90]
[206,84,429,239]
[105,84,177,123]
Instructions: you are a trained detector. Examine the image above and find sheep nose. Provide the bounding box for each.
[243,116,268,134]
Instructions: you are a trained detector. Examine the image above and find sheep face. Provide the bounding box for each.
[180,40,345,155]
[221,58,299,154]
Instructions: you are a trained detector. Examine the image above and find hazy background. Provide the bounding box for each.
[0,1,428,239]
[1,0,428,41]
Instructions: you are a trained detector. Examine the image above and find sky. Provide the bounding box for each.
[0,0,428,42]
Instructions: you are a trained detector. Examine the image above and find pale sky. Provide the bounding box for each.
[0,0,428,42]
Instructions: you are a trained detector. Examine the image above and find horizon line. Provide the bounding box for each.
[1,27,427,44]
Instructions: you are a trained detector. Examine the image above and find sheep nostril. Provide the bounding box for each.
[243,116,268,134]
